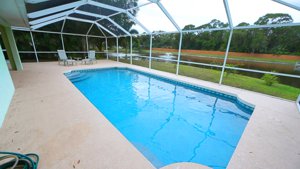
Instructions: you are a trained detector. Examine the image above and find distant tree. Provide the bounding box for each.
[182,24,196,49]
[183,24,196,30]
[249,29,268,53]
[231,22,251,52]
[254,13,293,54]
[237,22,250,27]
[254,13,293,25]
[194,20,228,51]
[196,19,228,29]
[129,29,139,34]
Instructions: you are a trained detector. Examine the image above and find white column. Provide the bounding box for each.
[219,30,233,84]
[60,19,66,50]
[86,36,89,51]
[105,38,108,60]
[176,32,183,75]
[60,34,65,50]
[130,36,133,64]
[149,34,153,69]
[116,37,119,62]
[29,31,39,62]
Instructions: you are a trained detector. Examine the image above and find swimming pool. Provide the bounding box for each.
[65,67,254,169]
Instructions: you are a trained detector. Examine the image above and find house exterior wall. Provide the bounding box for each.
[0,43,15,127]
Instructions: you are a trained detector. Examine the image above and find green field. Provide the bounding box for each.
[119,58,300,100]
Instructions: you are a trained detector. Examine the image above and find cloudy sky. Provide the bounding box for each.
[131,0,300,33]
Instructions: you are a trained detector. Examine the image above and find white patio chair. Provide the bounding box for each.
[82,50,96,64]
[57,50,76,66]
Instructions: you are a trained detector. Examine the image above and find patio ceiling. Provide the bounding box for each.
[0,0,300,37]
[0,0,28,27]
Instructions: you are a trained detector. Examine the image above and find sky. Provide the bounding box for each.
[131,0,300,33]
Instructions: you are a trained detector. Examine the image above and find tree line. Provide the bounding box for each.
[138,13,300,56]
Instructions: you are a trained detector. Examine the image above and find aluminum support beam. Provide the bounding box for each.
[61,18,66,32]
[156,1,181,32]
[234,22,300,29]
[116,38,119,62]
[88,1,126,13]
[126,12,151,34]
[130,36,133,64]
[176,33,183,75]
[182,27,230,34]
[105,38,108,59]
[13,27,105,38]
[223,66,300,78]
[149,34,153,69]
[86,36,89,51]
[67,16,94,24]
[106,18,131,36]
[27,1,85,18]
[29,31,39,62]
[75,10,131,36]
[273,0,300,11]
[60,18,67,50]
[223,0,233,29]
[31,17,66,30]
[95,22,117,37]
[99,27,107,37]
[65,16,117,37]
[74,10,106,18]
[60,34,65,50]
[86,23,94,35]
[29,10,73,25]
[95,2,151,23]
[219,30,233,84]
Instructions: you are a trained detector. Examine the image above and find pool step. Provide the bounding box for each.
[65,72,90,82]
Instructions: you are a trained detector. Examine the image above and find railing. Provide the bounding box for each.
[7,50,300,80]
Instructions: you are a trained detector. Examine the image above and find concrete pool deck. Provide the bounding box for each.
[0,60,299,169]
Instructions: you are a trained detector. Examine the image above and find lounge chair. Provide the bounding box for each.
[82,50,96,64]
[57,50,76,66]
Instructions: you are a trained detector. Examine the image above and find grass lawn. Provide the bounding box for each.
[123,59,299,100]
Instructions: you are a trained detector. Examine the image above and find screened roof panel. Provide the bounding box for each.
[229,0,300,26]
[97,26,112,37]
[88,24,105,36]
[92,0,138,9]
[110,13,146,34]
[77,4,118,16]
[25,0,77,13]
[38,20,64,32]
[277,0,300,9]
[135,3,177,32]
[160,0,228,30]
[98,19,126,36]
[63,19,92,34]
[110,13,135,31]
[69,13,97,21]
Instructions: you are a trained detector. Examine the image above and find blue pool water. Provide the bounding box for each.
[66,68,253,169]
